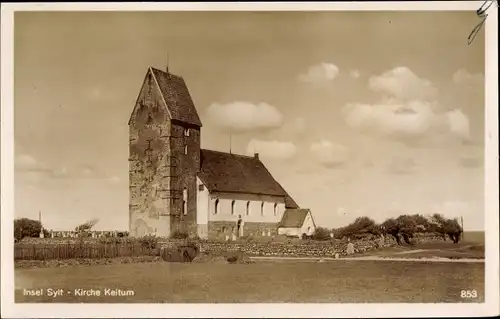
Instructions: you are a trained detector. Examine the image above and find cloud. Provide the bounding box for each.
[108,176,122,184]
[349,70,361,79]
[294,117,306,132]
[15,155,105,183]
[52,166,69,178]
[86,87,116,102]
[81,166,94,177]
[343,101,471,145]
[246,139,297,161]
[310,140,350,168]
[386,157,418,175]
[459,156,483,168]
[205,101,284,133]
[15,154,40,170]
[298,62,340,84]
[445,109,471,141]
[343,66,472,146]
[368,66,437,101]
[15,154,55,175]
[452,69,483,86]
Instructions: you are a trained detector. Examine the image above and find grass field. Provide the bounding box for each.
[462,231,485,243]
[354,240,485,259]
[15,259,484,303]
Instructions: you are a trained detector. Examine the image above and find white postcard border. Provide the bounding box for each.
[1,1,498,318]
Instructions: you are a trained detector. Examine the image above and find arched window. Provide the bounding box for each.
[246,201,250,215]
[184,128,190,136]
[222,226,226,233]
[274,203,278,216]
[261,202,265,216]
[215,198,219,215]
[184,145,188,155]
[231,200,235,215]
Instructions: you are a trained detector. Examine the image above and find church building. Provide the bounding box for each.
[128,66,315,239]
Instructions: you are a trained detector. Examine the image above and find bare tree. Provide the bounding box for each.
[75,218,99,235]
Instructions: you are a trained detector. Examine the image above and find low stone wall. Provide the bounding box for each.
[16,233,446,261]
[162,236,398,258]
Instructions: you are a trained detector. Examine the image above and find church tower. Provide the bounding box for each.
[128,67,202,237]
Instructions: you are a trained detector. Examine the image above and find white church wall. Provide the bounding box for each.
[207,192,286,224]
[300,211,316,236]
[196,177,210,239]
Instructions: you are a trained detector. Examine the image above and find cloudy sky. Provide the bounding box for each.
[14,11,485,231]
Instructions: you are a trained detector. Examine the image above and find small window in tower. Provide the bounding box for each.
[184,128,190,136]
[184,145,188,155]
[261,202,265,216]
[231,200,235,215]
[183,188,188,215]
[274,203,278,216]
[246,201,250,215]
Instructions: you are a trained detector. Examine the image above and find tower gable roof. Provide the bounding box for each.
[128,67,202,127]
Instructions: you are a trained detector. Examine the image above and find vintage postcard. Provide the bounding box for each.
[1,1,499,318]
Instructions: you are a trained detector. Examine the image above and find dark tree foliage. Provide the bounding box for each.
[332,212,463,245]
[334,217,380,240]
[14,218,49,241]
[139,234,159,249]
[75,218,99,233]
[381,218,402,245]
[428,213,463,244]
[310,227,331,241]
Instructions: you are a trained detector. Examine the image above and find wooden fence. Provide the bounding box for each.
[14,243,160,261]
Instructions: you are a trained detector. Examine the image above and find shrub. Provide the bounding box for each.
[14,218,50,241]
[311,227,331,241]
[428,214,463,243]
[138,235,158,249]
[239,235,255,243]
[170,230,189,239]
[97,237,129,244]
[381,218,402,245]
[74,218,99,233]
[335,217,380,240]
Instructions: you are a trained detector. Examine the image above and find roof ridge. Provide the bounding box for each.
[150,66,183,80]
[201,148,259,160]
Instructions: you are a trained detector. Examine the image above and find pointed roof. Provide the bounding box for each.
[150,67,202,127]
[198,149,299,209]
[278,209,312,228]
[129,67,202,127]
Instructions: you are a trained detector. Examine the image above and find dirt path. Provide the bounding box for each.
[391,249,433,255]
[250,256,485,263]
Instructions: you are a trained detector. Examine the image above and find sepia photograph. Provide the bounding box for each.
[1,1,498,318]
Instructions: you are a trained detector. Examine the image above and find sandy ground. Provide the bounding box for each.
[249,256,485,263]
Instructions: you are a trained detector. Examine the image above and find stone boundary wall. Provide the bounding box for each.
[17,233,448,258]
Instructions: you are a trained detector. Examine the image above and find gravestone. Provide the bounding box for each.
[346,242,355,255]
